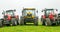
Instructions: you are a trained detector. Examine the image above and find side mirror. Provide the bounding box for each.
[2,12,4,14]
[41,9,45,12]
[56,9,58,11]
[42,10,44,12]
[2,11,5,14]
[36,11,38,13]
[41,11,43,12]
[14,9,16,11]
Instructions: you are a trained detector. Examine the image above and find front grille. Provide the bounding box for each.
[27,14,32,16]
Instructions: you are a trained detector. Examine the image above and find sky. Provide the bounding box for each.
[0,0,60,18]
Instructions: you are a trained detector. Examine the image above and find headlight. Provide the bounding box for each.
[32,16,34,18]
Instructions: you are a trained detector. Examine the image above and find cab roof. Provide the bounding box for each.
[6,10,16,12]
[23,8,35,10]
[43,9,54,11]
[45,9,54,10]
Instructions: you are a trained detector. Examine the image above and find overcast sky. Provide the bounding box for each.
[0,0,60,18]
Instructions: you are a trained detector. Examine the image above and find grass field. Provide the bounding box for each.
[0,20,60,32]
[0,24,60,32]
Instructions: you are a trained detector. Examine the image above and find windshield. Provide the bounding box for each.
[23,10,35,16]
[46,9,54,15]
[6,11,14,15]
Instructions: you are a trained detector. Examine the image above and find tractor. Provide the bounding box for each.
[0,9,19,26]
[57,13,60,25]
[41,8,58,26]
[20,8,38,25]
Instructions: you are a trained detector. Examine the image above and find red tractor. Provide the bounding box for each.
[41,8,58,26]
[57,13,60,25]
[0,9,19,26]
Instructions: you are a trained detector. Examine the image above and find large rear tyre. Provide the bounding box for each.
[17,20,19,25]
[34,21,38,26]
[41,18,45,25]
[24,22,26,25]
[58,19,60,25]
[0,20,3,27]
[45,18,52,26]
[42,22,45,25]
[55,20,59,26]
[20,20,24,25]
[11,19,17,26]
[20,17,24,25]
[34,17,38,26]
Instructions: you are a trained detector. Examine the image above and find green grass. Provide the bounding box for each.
[0,25,60,32]
[0,20,60,32]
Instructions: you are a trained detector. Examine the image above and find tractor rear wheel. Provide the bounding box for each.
[41,18,45,25]
[20,17,24,25]
[58,19,60,25]
[0,20,3,27]
[34,18,38,26]
[24,22,26,25]
[45,18,52,26]
[55,19,59,25]
[11,19,17,26]
[42,21,45,25]
[17,20,19,25]
[20,19,24,25]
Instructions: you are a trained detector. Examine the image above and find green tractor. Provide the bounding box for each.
[0,9,19,26]
[20,8,38,25]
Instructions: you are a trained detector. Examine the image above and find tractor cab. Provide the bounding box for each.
[1,9,19,26]
[42,9,54,18]
[2,10,16,16]
[22,8,36,18]
[42,9,58,18]
[2,10,17,20]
